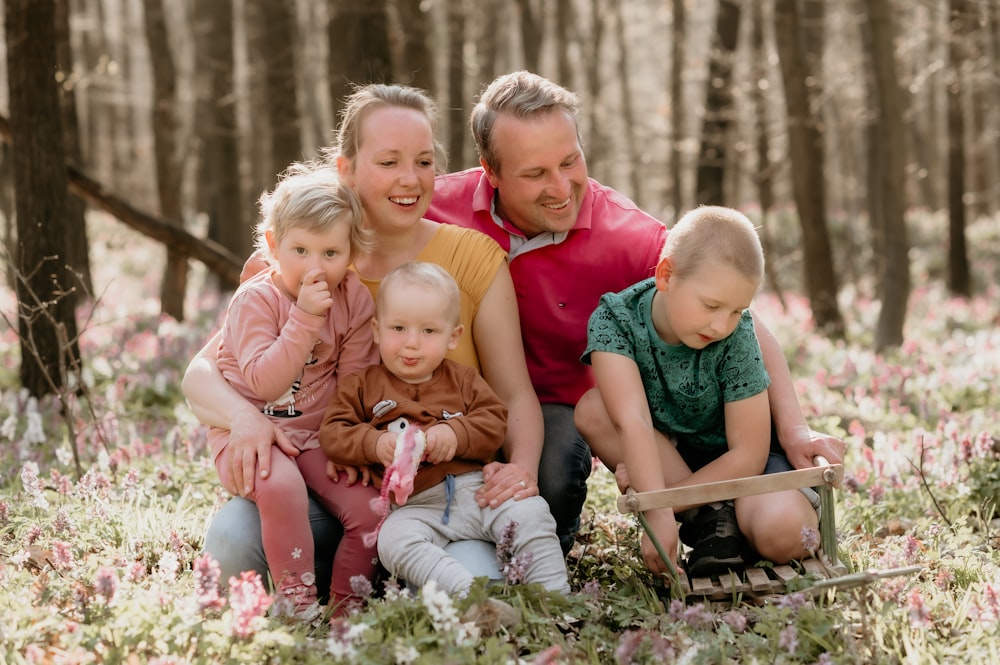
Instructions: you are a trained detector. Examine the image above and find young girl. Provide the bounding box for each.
[208,162,381,616]
[580,206,819,578]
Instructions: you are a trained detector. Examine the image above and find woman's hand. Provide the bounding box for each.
[476,460,538,508]
[228,410,299,496]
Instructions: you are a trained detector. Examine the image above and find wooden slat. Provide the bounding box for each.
[617,464,843,514]
[745,567,775,593]
[689,576,716,595]
[772,565,800,583]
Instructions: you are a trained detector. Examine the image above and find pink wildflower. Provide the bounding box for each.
[193,554,226,612]
[51,540,76,571]
[94,566,119,603]
[800,526,821,554]
[350,574,374,599]
[907,588,932,628]
[778,624,799,654]
[496,519,534,585]
[902,535,921,562]
[721,609,748,633]
[228,571,272,639]
[681,603,714,630]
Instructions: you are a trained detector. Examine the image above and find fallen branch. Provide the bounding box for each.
[0,114,243,285]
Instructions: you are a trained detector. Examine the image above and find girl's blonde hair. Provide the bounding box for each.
[255,161,374,261]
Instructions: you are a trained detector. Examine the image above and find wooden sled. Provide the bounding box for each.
[618,456,848,603]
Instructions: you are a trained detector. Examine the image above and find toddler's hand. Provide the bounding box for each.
[375,431,397,468]
[296,268,333,316]
[422,424,458,464]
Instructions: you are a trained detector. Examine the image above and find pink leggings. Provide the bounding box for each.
[215,445,379,606]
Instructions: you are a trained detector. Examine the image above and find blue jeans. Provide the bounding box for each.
[203,497,502,596]
[537,404,593,555]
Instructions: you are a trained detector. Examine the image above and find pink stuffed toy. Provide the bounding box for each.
[363,421,426,547]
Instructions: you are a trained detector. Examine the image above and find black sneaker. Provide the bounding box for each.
[679,501,743,578]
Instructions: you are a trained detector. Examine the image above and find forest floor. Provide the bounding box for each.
[0,209,998,664]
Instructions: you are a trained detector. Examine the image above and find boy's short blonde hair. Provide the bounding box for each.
[661,206,765,284]
[377,262,461,324]
[255,162,373,261]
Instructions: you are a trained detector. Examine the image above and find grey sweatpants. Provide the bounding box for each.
[377,471,570,595]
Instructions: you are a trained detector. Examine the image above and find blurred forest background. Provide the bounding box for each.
[2,0,999,397]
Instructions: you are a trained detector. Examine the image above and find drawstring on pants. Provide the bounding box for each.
[441,474,456,525]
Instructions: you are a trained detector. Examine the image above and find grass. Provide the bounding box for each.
[0,210,998,663]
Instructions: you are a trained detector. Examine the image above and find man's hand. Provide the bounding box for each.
[228,411,298,496]
[476,461,538,509]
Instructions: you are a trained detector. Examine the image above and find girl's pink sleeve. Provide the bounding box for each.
[335,274,379,378]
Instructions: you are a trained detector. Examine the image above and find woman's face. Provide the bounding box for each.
[340,105,437,234]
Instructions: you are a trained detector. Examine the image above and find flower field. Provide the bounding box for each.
[0,211,997,664]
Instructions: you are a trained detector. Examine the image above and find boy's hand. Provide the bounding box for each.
[296,268,333,316]
[375,431,397,468]
[422,424,458,464]
[641,508,679,577]
[614,462,631,494]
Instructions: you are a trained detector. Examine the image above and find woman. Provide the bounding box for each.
[184,84,544,590]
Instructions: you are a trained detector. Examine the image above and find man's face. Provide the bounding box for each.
[483,110,588,238]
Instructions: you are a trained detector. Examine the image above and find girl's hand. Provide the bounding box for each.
[296,268,333,316]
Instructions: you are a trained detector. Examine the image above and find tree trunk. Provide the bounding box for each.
[260,0,301,176]
[328,0,392,122]
[54,0,93,302]
[947,0,973,297]
[204,0,246,285]
[394,0,434,91]
[866,0,911,351]
[515,0,542,72]
[694,0,741,205]
[5,0,81,397]
[612,0,641,203]
[670,0,686,217]
[555,0,575,87]
[143,0,187,321]
[774,0,844,337]
[751,0,784,304]
[446,0,467,168]
[584,0,606,172]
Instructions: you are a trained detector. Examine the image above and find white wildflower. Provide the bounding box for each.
[1,415,17,441]
[23,411,45,445]
[393,640,420,664]
[157,551,180,581]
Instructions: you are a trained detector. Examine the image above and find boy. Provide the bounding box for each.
[319,262,569,595]
[581,206,819,578]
